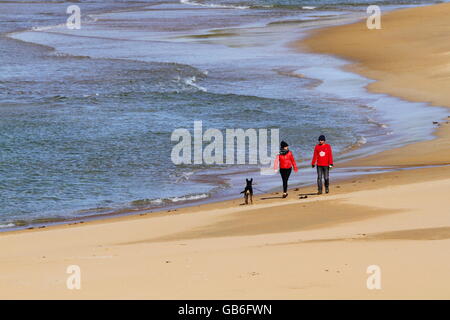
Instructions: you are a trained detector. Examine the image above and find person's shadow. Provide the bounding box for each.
[261,192,319,200]
[298,192,319,197]
[260,195,284,200]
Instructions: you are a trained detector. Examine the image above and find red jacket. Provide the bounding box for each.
[274,151,298,172]
[311,143,333,166]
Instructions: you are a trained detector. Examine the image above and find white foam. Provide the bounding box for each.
[180,0,249,10]
[169,193,209,202]
[147,193,209,205]
[175,171,195,183]
[85,14,99,23]
[367,117,389,129]
[31,23,65,32]
[357,136,367,145]
[184,76,207,92]
[0,223,15,229]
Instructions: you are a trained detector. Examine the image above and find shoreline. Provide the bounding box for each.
[1,161,447,234]
[1,3,450,299]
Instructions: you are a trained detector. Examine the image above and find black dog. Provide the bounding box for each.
[240,178,253,205]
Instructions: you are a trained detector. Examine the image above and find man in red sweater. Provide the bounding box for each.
[311,135,333,194]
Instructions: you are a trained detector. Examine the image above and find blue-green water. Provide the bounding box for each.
[0,0,447,228]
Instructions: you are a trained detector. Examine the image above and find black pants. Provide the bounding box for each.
[279,168,292,193]
[317,166,330,191]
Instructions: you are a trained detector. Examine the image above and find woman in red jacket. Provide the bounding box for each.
[274,141,298,198]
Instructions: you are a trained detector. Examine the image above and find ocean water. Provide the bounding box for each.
[0,0,447,228]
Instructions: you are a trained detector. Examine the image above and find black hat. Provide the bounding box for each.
[318,135,326,141]
[280,141,289,148]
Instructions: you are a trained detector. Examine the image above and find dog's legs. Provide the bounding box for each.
[244,193,249,205]
[250,194,253,204]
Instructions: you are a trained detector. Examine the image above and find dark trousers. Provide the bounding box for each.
[279,168,292,193]
[317,166,330,191]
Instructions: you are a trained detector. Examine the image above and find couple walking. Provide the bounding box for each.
[274,135,333,198]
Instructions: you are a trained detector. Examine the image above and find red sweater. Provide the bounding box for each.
[274,151,298,172]
[311,144,333,166]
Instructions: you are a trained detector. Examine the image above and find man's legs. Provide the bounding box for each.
[323,165,330,193]
[316,166,324,194]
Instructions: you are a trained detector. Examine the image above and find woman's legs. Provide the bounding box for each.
[316,166,329,194]
[279,168,292,193]
[317,166,324,193]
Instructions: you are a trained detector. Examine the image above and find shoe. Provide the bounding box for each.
[325,187,329,194]
[282,193,288,198]
[318,190,323,195]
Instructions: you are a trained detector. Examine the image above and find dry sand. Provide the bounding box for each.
[1,3,450,299]
[302,3,450,168]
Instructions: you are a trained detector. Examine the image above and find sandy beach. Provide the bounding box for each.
[1,3,450,299]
